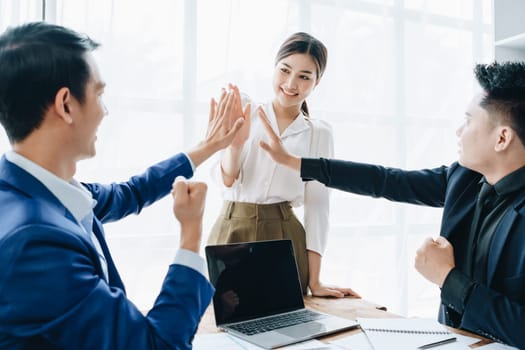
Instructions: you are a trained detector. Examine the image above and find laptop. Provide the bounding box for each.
[205,239,358,349]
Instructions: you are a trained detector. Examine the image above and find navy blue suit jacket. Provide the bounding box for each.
[301,159,525,348]
[0,154,214,350]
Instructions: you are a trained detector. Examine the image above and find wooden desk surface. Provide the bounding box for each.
[197,296,492,348]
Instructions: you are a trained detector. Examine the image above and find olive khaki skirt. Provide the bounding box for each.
[208,201,309,294]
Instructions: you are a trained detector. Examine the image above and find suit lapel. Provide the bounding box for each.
[92,217,125,291]
[440,176,479,239]
[440,165,525,285]
[487,193,525,283]
[0,156,122,288]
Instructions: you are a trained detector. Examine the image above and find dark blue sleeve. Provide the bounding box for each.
[0,225,214,350]
[84,153,193,223]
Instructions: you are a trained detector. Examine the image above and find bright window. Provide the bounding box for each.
[0,0,494,315]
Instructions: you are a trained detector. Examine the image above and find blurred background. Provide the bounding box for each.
[0,0,495,316]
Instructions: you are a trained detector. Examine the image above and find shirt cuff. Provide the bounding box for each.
[440,267,476,314]
[173,249,207,278]
[182,152,196,173]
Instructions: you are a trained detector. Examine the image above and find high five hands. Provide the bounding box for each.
[206,84,250,151]
[257,107,302,172]
[188,84,251,167]
[225,83,251,149]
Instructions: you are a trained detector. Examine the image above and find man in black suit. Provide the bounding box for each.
[256,62,525,348]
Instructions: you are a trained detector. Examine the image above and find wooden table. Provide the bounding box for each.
[197,296,492,348]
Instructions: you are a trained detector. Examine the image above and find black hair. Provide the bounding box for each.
[0,22,100,143]
[274,32,327,117]
[475,62,525,146]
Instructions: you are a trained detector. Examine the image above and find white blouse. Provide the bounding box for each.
[215,96,334,255]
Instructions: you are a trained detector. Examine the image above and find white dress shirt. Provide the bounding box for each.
[215,97,334,254]
[6,151,207,279]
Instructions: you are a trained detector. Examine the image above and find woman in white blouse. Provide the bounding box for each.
[208,32,358,297]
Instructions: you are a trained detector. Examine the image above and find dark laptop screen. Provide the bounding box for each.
[205,240,305,325]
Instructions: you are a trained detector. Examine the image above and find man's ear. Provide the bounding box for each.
[495,126,514,152]
[54,87,73,124]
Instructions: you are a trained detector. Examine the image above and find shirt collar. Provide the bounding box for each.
[481,164,525,197]
[266,102,310,138]
[6,151,95,223]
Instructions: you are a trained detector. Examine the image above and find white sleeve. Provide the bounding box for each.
[303,120,333,255]
[209,149,245,190]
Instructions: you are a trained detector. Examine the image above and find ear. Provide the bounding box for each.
[494,126,514,152]
[54,87,73,124]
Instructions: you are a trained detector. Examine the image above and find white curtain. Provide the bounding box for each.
[0,0,494,315]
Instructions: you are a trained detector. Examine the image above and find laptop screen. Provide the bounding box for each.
[205,240,305,325]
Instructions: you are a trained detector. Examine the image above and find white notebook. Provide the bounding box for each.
[357,318,457,350]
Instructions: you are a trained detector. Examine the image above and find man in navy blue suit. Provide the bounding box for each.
[257,62,525,348]
[0,22,246,349]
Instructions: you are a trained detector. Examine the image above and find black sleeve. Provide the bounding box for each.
[300,157,448,207]
[441,267,476,314]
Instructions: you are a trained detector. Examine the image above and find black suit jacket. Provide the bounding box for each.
[301,159,525,348]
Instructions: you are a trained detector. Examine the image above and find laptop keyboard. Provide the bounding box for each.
[228,309,327,335]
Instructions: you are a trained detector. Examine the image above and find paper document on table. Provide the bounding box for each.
[357,318,469,350]
[193,333,343,350]
[282,339,344,349]
[193,333,261,349]
[329,331,373,350]
[454,333,483,347]
[329,330,475,350]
